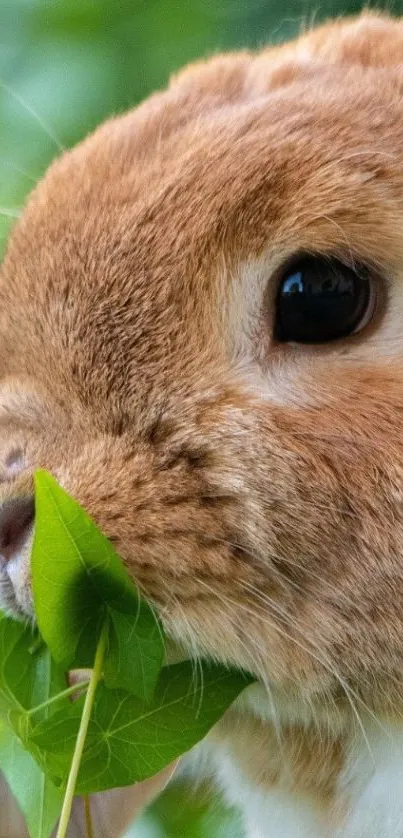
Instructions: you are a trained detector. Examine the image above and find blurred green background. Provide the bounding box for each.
[0,0,401,835]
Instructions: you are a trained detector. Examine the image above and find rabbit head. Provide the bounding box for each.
[2,12,403,725]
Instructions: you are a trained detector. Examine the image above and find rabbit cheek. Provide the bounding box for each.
[262,362,403,711]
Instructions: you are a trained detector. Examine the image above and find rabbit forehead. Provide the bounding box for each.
[2,85,403,378]
[2,13,403,404]
[13,65,403,269]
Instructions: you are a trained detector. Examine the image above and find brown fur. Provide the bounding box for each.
[3,10,403,830]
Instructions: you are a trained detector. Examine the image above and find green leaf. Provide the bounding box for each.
[0,618,66,837]
[0,618,64,717]
[32,470,165,684]
[27,661,253,794]
[1,473,253,835]
[105,606,164,700]
[0,721,62,838]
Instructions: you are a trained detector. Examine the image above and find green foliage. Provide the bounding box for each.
[105,608,163,700]
[0,472,252,837]
[0,618,64,837]
[0,616,63,719]
[0,721,62,838]
[132,780,242,838]
[28,663,249,795]
[33,470,164,699]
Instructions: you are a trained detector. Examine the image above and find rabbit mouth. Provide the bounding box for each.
[0,512,34,621]
[0,565,28,619]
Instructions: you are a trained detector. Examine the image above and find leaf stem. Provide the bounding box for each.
[56,623,108,838]
[28,634,45,656]
[26,681,92,716]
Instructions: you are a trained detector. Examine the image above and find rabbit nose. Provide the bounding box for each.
[0,496,35,564]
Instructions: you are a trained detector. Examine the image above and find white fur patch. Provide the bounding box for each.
[338,721,403,838]
[200,693,403,837]
[207,738,324,838]
[209,725,403,838]
[241,787,324,838]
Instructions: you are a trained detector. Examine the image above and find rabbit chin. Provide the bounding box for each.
[0,531,34,620]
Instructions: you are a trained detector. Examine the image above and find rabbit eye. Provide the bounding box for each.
[274,255,375,344]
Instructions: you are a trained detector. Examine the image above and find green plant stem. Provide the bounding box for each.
[28,634,45,656]
[26,681,91,716]
[56,623,108,838]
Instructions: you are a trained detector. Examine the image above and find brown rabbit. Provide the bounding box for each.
[3,10,403,836]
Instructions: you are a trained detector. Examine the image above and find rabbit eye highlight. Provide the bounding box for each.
[274,256,375,344]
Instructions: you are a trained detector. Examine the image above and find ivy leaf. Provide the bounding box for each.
[104,606,164,700]
[0,618,64,718]
[0,721,62,838]
[27,661,253,794]
[0,618,40,714]
[32,470,164,698]
[0,618,65,837]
